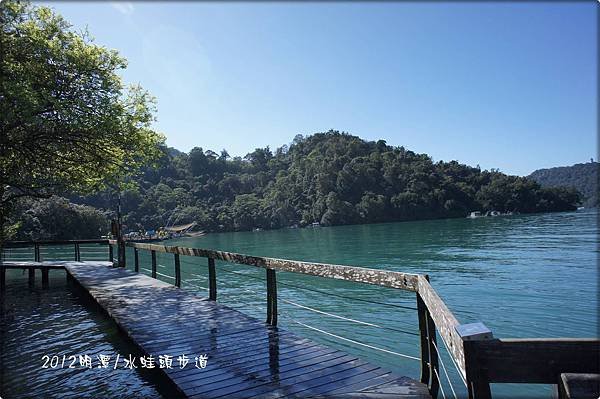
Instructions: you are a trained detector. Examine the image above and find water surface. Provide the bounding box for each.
[151,209,597,398]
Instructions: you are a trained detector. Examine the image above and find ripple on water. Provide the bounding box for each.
[0,270,175,399]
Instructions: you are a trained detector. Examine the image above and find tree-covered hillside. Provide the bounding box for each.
[529,162,598,208]
[69,131,579,233]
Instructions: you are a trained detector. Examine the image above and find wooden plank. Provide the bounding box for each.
[472,338,600,384]
[176,344,344,390]
[187,354,371,398]
[417,275,465,378]
[62,262,428,399]
[166,335,322,381]
[127,242,419,291]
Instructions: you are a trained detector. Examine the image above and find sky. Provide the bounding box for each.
[40,1,597,176]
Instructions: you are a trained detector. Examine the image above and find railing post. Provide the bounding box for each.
[266,268,277,326]
[34,244,40,262]
[417,289,431,385]
[426,305,440,398]
[151,250,157,278]
[109,244,114,264]
[417,275,439,398]
[208,257,217,300]
[174,253,181,288]
[118,240,126,268]
[42,268,49,289]
[456,323,494,399]
[134,248,139,273]
[75,243,80,261]
[28,268,35,287]
[0,267,5,290]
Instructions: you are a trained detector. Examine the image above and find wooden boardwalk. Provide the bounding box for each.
[4,239,600,398]
[53,261,429,398]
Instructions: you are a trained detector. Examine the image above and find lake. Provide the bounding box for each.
[154,208,597,398]
[1,209,596,398]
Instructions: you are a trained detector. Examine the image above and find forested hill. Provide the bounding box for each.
[528,161,598,208]
[66,131,579,233]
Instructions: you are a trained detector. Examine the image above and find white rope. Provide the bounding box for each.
[431,340,458,399]
[437,334,468,387]
[433,367,447,399]
[155,271,175,280]
[281,315,420,361]
[280,298,380,328]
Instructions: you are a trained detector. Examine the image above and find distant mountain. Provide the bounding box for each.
[529,161,598,208]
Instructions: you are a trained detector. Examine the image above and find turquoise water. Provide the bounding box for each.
[0,270,178,398]
[132,209,597,398]
[1,209,596,398]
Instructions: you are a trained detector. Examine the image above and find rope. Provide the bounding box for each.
[436,332,468,387]
[278,312,420,361]
[155,271,175,280]
[217,271,418,337]
[218,265,416,311]
[431,340,458,399]
[279,297,419,337]
[433,367,447,399]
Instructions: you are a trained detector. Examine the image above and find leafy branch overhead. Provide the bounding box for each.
[0,0,164,209]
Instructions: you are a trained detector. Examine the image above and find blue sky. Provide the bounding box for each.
[42,1,596,176]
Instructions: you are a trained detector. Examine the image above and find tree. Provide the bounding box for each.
[10,196,108,240]
[0,1,164,241]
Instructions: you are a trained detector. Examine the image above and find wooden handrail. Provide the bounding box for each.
[126,241,420,291]
[417,275,466,378]
[4,239,109,247]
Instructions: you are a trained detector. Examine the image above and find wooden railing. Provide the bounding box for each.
[2,239,599,398]
[2,239,111,262]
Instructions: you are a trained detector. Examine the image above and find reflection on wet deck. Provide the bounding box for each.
[59,261,429,398]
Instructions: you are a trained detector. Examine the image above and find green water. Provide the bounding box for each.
[132,209,596,398]
[2,210,596,398]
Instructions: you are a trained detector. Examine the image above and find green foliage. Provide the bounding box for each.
[9,197,108,240]
[529,162,598,208]
[71,131,580,233]
[0,0,164,239]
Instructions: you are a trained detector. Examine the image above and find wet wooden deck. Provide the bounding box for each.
[3,261,431,398]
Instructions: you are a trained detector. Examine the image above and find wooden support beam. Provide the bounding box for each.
[208,257,217,300]
[118,240,126,268]
[0,267,5,290]
[134,248,139,273]
[457,322,494,399]
[469,338,600,384]
[28,268,35,287]
[174,253,181,288]
[109,244,114,264]
[151,250,157,278]
[34,244,40,262]
[426,307,440,398]
[266,268,277,326]
[416,290,431,385]
[42,268,49,289]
